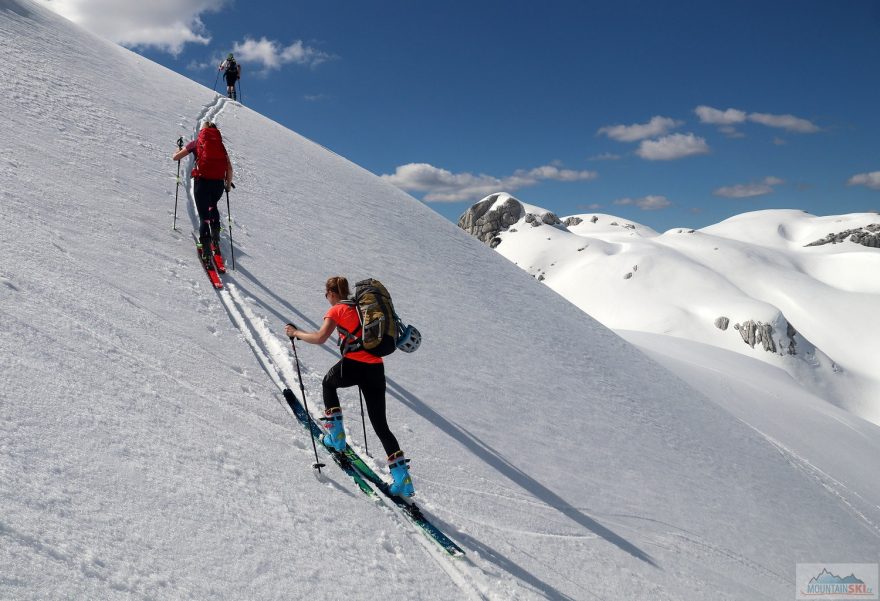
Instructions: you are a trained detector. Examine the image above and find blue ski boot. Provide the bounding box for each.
[388,451,415,497]
[320,407,346,452]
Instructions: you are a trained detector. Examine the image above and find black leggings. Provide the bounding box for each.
[322,358,401,457]
[193,178,224,245]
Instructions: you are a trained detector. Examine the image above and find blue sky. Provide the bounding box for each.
[41,0,880,231]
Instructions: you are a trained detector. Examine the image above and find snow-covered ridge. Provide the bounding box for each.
[460,194,880,424]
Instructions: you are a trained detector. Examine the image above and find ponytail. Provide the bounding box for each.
[325,276,350,299]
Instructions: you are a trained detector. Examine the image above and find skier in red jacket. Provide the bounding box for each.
[172,121,233,266]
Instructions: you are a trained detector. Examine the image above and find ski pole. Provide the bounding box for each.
[288,329,326,472]
[358,388,370,457]
[237,79,242,104]
[172,136,184,230]
[225,184,235,270]
[212,69,220,92]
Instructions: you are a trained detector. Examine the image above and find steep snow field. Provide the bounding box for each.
[2,2,879,600]
[467,193,880,424]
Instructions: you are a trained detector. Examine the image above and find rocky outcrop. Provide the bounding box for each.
[734,320,777,352]
[458,194,562,245]
[564,216,583,227]
[714,317,729,331]
[805,224,880,248]
[732,318,799,355]
[525,212,562,227]
[457,194,524,244]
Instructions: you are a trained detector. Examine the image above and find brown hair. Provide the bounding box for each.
[201,121,218,130]
[325,276,350,299]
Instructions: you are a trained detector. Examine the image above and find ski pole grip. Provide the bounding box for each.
[176,136,184,150]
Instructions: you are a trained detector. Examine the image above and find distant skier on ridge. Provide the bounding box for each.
[171,121,233,271]
[285,277,416,497]
[218,53,240,101]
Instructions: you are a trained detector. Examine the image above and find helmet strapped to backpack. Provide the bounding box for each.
[396,323,421,353]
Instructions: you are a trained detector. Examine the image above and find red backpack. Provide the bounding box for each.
[192,127,228,180]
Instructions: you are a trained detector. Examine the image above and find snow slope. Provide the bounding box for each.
[2,2,879,599]
[464,193,880,424]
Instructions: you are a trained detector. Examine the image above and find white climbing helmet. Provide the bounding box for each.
[396,324,421,353]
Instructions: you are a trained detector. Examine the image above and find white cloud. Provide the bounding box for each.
[612,195,672,211]
[636,133,710,161]
[695,106,747,125]
[380,163,597,203]
[695,105,820,134]
[186,58,215,71]
[748,112,819,133]
[713,176,784,198]
[719,125,746,138]
[232,37,332,70]
[847,171,880,190]
[35,0,225,55]
[598,116,682,142]
[521,165,598,182]
[694,108,746,137]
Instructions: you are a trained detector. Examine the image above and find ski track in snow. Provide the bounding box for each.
[178,96,490,601]
[223,283,490,601]
[642,342,880,539]
[743,422,880,537]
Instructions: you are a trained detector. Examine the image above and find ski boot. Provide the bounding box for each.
[388,451,415,497]
[320,407,346,452]
[197,236,212,266]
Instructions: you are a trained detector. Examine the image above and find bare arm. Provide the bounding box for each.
[225,155,234,188]
[285,318,336,345]
[172,146,190,161]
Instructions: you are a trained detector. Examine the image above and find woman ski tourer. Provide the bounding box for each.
[285,276,415,497]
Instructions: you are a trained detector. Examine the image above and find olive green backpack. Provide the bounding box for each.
[337,278,399,357]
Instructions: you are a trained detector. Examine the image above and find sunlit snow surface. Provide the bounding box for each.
[2,2,879,600]
[482,193,880,424]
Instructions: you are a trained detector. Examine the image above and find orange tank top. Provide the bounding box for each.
[324,303,383,364]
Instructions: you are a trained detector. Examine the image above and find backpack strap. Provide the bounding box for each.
[335,300,363,355]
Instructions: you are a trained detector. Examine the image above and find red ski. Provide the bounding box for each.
[210,244,227,274]
[193,234,223,289]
